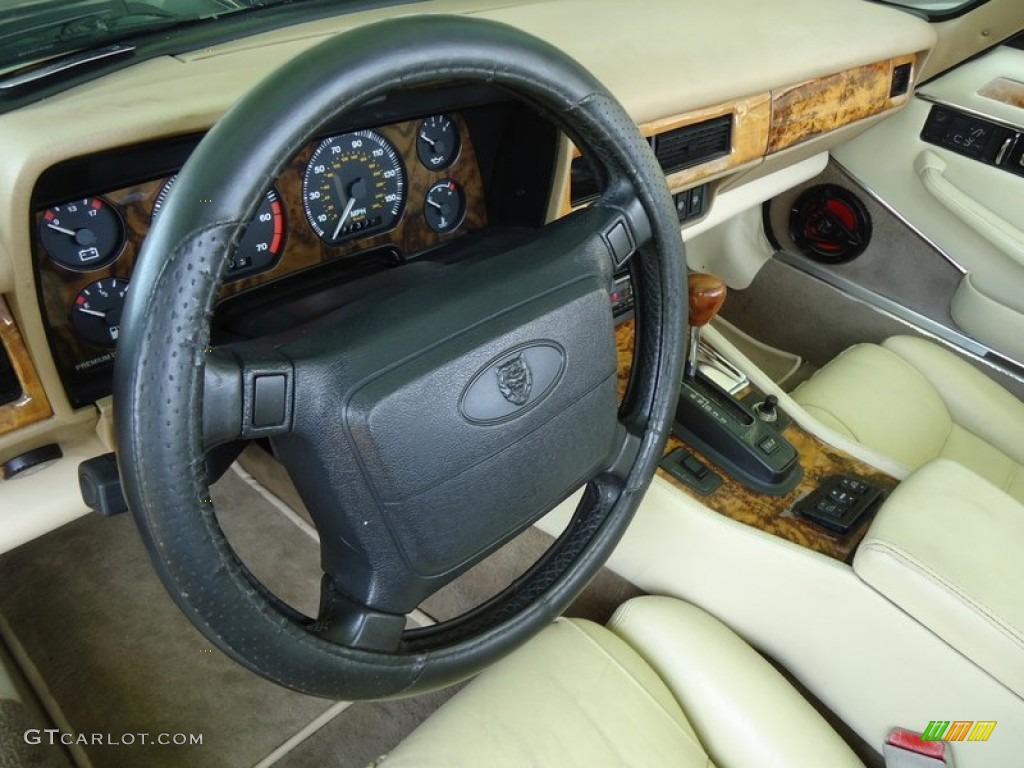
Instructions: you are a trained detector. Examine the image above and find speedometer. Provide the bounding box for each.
[302,129,407,245]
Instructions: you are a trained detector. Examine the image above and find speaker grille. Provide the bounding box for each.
[789,184,872,264]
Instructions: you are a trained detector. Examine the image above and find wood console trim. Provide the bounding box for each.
[616,319,897,562]
[0,297,52,435]
[978,77,1024,110]
[639,92,772,192]
[767,54,916,153]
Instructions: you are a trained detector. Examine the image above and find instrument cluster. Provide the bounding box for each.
[33,111,488,407]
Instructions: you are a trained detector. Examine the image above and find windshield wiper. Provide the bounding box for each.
[0,43,136,94]
[0,1,205,74]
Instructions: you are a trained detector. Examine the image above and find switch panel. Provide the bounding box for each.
[921,104,1024,178]
[795,474,884,535]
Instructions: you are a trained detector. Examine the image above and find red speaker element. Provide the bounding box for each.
[789,184,872,263]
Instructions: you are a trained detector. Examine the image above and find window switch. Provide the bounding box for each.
[660,448,722,496]
[682,453,708,480]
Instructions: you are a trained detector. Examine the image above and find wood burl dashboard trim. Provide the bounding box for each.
[768,54,917,153]
[0,297,53,436]
[641,93,772,192]
[565,53,919,210]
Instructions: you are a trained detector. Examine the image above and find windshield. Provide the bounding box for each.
[0,0,289,74]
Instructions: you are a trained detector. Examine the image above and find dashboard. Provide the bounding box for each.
[0,0,940,552]
[29,92,555,408]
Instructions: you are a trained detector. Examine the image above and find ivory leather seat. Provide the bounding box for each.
[791,336,1024,502]
[381,596,863,767]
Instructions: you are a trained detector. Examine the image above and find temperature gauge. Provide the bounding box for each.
[70,278,129,348]
[38,197,125,272]
[423,179,466,234]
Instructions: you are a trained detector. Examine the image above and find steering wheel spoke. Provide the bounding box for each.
[314,575,406,652]
[202,345,294,450]
[592,176,655,270]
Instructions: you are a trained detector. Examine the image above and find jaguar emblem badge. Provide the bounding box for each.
[461,342,564,424]
[495,354,533,406]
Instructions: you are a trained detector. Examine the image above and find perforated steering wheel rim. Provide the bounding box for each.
[114,14,686,699]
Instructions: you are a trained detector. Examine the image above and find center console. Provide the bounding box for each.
[614,271,895,563]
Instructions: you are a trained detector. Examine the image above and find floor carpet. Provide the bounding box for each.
[0,458,643,767]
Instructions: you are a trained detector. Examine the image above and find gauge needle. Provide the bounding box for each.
[419,133,437,148]
[77,308,107,318]
[426,198,444,211]
[332,195,356,241]
[47,223,77,236]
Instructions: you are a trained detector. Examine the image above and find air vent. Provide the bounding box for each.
[0,342,21,406]
[890,62,912,98]
[653,115,732,174]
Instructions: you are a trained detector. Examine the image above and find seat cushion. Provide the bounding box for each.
[791,336,1024,501]
[381,597,863,768]
[854,459,1024,699]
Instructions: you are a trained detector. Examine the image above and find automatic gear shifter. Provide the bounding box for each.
[673,273,802,494]
[685,273,728,378]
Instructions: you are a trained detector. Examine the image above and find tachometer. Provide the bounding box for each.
[153,176,286,279]
[302,130,406,245]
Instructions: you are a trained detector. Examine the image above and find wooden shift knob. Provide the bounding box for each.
[688,273,727,328]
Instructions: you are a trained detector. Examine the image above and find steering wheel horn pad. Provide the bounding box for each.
[115,15,686,698]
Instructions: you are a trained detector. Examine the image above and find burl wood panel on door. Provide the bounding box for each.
[615,319,897,562]
[978,77,1024,110]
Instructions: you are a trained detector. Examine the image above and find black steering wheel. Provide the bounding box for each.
[114,15,686,699]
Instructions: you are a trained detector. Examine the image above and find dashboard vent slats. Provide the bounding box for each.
[0,342,21,406]
[569,114,733,207]
[890,62,912,98]
[653,115,732,174]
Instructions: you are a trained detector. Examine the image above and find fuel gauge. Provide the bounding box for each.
[71,278,129,348]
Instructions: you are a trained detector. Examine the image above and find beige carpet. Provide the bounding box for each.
[0,454,643,767]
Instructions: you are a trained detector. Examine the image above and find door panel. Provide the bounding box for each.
[917,0,1024,81]
[833,41,1024,362]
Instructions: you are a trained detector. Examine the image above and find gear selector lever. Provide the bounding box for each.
[685,273,728,379]
[673,273,801,494]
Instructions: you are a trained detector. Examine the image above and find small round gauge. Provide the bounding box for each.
[70,278,129,348]
[153,176,286,278]
[303,130,406,245]
[38,197,125,272]
[417,114,461,170]
[423,179,466,234]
